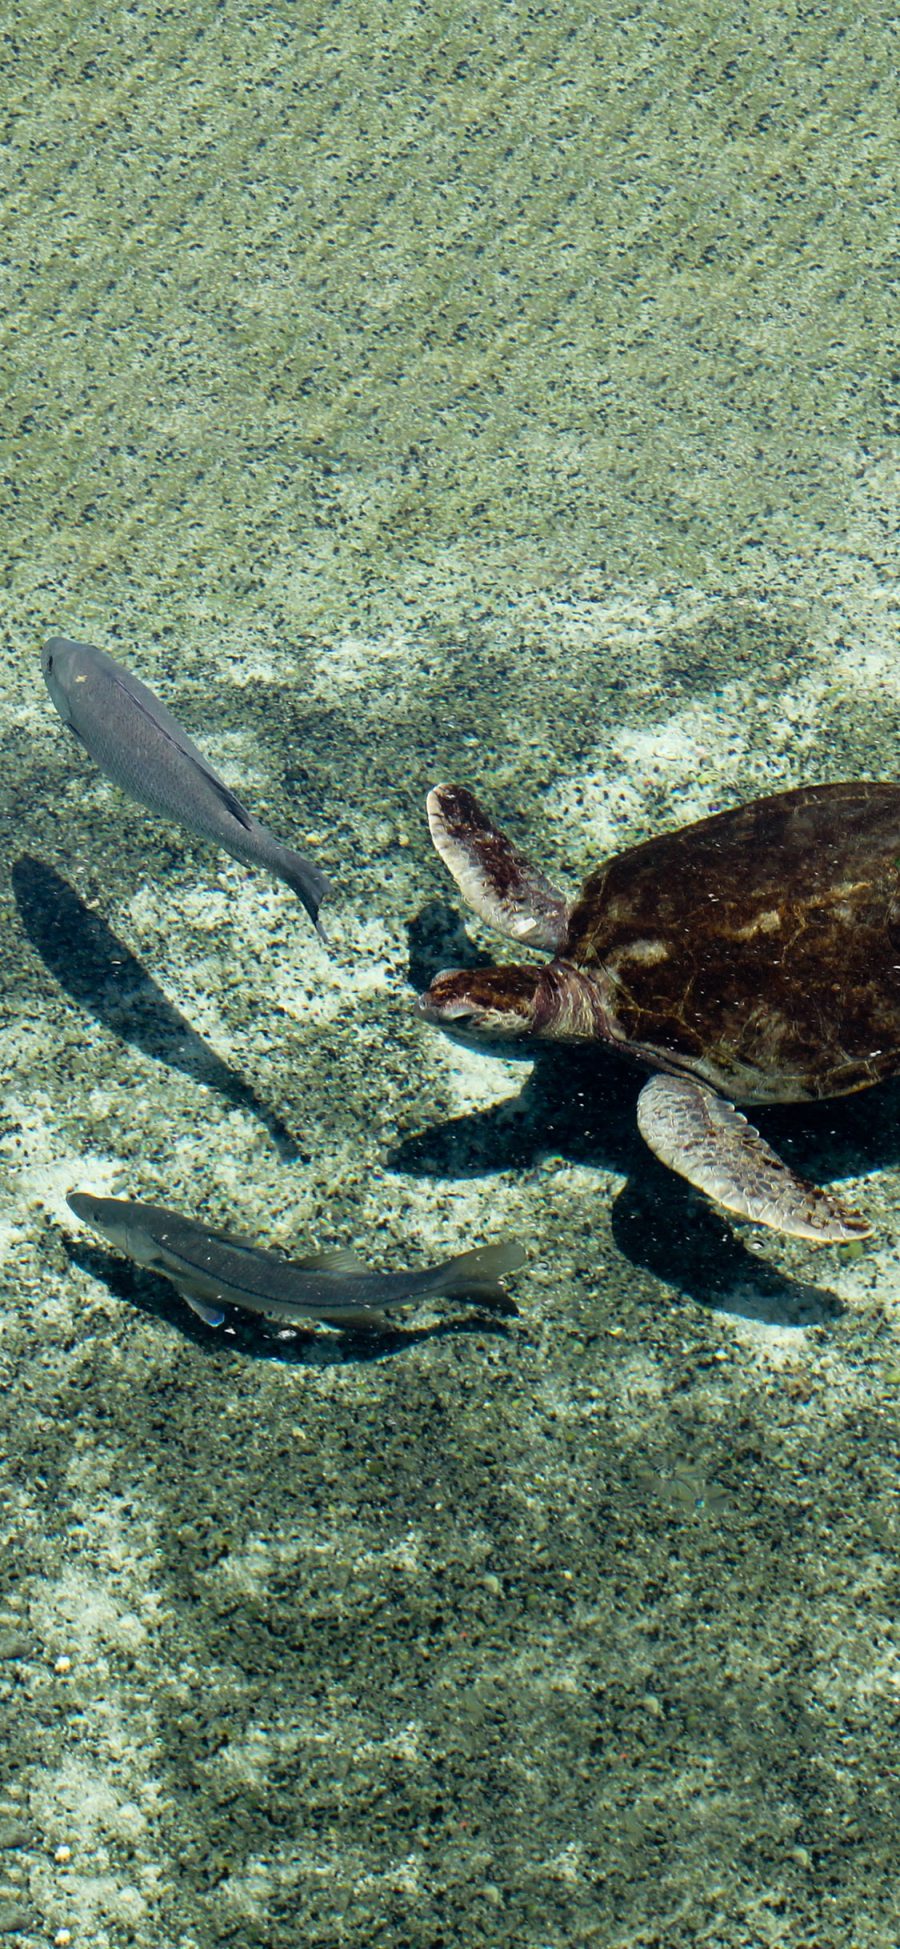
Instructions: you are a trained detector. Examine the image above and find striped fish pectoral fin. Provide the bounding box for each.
[180,1292,227,1327]
[155,1260,227,1326]
[636,1073,873,1244]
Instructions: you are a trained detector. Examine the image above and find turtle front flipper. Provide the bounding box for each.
[426,784,569,951]
[636,1074,872,1243]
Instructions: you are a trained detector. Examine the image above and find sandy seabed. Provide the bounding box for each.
[0,3,897,1944]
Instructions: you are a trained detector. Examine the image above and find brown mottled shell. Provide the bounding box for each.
[562,782,900,1105]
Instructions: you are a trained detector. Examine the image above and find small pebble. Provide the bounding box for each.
[0,1631,30,1660]
[0,1903,30,1933]
[0,1819,30,1849]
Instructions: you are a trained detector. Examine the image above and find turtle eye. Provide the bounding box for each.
[421,996,473,1022]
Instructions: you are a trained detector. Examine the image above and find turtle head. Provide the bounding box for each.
[419,959,611,1044]
[418,965,542,1039]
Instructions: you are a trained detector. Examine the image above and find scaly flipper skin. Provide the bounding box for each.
[636,1073,872,1243]
[426,784,569,951]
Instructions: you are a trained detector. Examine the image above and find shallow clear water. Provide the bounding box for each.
[1,4,898,1945]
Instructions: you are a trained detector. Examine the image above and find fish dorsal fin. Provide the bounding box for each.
[196,770,254,831]
[291,1246,368,1274]
[109,669,255,831]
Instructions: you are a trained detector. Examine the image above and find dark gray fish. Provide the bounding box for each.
[41,636,331,934]
[67,1192,525,1329]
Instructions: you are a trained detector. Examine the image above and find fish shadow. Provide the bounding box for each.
[63,1236,519,1365]
[396,911,900,1323]
[12,856,299,1161]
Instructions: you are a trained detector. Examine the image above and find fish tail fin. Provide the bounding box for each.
[437,1239,526,1312]
[272,844,334,938]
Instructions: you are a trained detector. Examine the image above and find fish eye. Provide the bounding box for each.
[45,653,53,670]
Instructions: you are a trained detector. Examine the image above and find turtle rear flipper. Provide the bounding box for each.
[426,784,569,951]
[636,1073,872,1243]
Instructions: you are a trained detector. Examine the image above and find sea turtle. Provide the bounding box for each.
[417,781,900,1243]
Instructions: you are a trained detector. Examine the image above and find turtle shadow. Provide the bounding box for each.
[406,898,497,993]
[608,1168,845,1326]
[392,1031,893,1323]
[12,856,300,1161]
[763,1083,900,1190]
[63,1237,519,1365]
